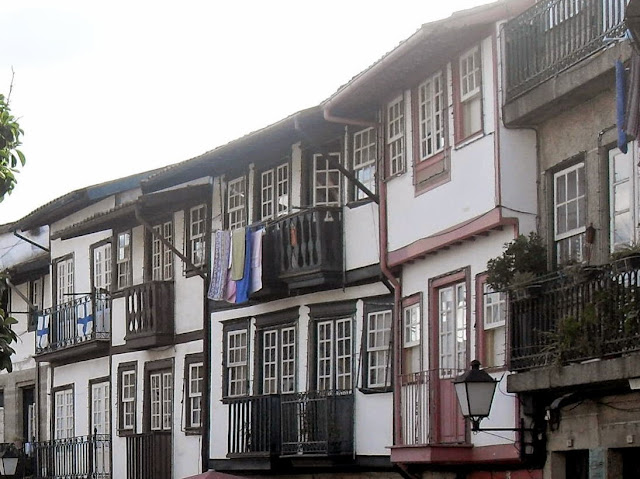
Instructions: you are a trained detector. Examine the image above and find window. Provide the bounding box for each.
[54,256,74,307]
[116,231,132,289]
[402,300,421,375]
[149,370,172,431]
[418,72,445,160]
[610,143,638,251]
[90,380,110,475]
[438,282,467,378]
[554,162,586,264]
[352,128,376,199]
[227,177,246,230]
[225,328,248,397]
[260,326,296,394]
[188,204,207,267]
[481,283,506,368]
[457,46,482,140]
[365,308,392,388]
[387,95,405,176]
[54,387,74,439]
[261,162,289,220]
[28,277,44,332]
[185,355,204,430]
[313,152,342,206]
[118,363,136,433]
[151,221,173,281]
[316,317,352,391]
[92,242,112,291]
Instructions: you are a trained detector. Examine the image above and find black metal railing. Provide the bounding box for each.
[399,371,431,446]
[510,261,640,371]
[504,0,629,101]
[275,207,342,285]
[35,291,110,354]
[227,395,281,457]
[34,434,110,479]
[126,432,170,479]
[280,390,353,456]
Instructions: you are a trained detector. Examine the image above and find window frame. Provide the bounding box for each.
[147,219,174,281]
[412,69,451,193]
[222,319,250,399]
[351,127,377,201]
[90,239,112,293]
[27,276,44,332]
[362,299,393,392]
[454,44,483,143]
[186,203,208,270]
[89,377,110,435]
[52,384,74,440]
[143,358,174,433]
[386,94,405,177]
[260,160,290,221]
[118,361,137,436]
[475,273,507,371]
[308,301,356,392]
[609,142,638,252]
[184,353,204,433]
[53,254,74,308]
[401,294,422,377]
[553,161,586,264]
[313,152,342,207]
[226,176,247,230]
[115,230,132,290]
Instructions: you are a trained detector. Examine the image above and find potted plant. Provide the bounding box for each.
[486,233,548,297]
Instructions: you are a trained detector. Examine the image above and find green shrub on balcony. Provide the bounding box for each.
[486,233,547,292]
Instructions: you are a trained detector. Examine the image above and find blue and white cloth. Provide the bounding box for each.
[36,314,50,349]
[77,301,94,339]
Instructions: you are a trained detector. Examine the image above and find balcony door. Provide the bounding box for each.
[90,381,110,475]
[432,278,467,444]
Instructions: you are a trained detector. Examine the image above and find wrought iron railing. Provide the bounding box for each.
[35,291,110,354]
[280,390,353,456]
[126,432,170,479]
[34,434,110,479]
[227,395,281,457]
[275,207,342,285]
[399,371,431,446]
[124,281,174,341]
[510,261,640,371]
[504,0,629,101]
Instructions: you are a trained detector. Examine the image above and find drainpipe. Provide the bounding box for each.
[322,104,403,445]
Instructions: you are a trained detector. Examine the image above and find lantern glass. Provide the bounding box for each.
[1,456,18,475]
[454,360,498,426]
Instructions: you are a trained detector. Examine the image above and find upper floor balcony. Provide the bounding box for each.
[35,291,110,363]
[503,0,629,124]
[123,281,174,349]
[273,206,343,290]
[226,390,354,467]
[508,259,640,393]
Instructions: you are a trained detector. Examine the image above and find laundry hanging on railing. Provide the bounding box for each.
[36,313,50,349]
[77,300,94,339]
[208,226,265,304]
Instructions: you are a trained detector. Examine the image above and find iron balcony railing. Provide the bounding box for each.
[35,291,110,355]
[34,434,110,479]
[227,395,281,457]
[399,371,431,446]
[510,261,640,371]
[125,432,171,479]
[504,0,629,101]
[275,206,343,287]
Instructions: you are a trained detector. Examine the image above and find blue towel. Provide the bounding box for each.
[235,228,253,303]
[617,59,628,153]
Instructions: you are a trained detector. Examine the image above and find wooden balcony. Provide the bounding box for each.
[226,391,354,461]
[126,432,170,479]
[35,291,110,363]
[275,207,343,289]
[124,281,174,349]
[504,0,628,101]
[34,434,110,479]
[510,261,640,371]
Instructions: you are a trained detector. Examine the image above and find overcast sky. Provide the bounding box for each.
[0,0,489,224]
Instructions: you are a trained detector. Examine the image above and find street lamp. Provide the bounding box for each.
[453,359,498,431]
[454,360,545,461]
[0,444,20,477]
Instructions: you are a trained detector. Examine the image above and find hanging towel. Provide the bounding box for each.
[231,227,246,281]
[617,59,628,153]
[235,228,253,303]
[250,228,265,294]
[208,230,231,300]
[36,314,50,350]
[77,299,94,339]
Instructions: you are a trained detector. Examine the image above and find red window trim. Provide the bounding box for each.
[452,45,484,146]
[475,272,508,372]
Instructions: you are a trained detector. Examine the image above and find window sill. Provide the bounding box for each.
[358,386,392,395]
[184,427,203,436]
[454,130,485,149]
[117,429,136,437]
[346,198,374,209]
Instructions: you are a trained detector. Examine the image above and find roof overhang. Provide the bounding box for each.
[51,183,212,240]
[7,252,49,284]
[323,0,535,120]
